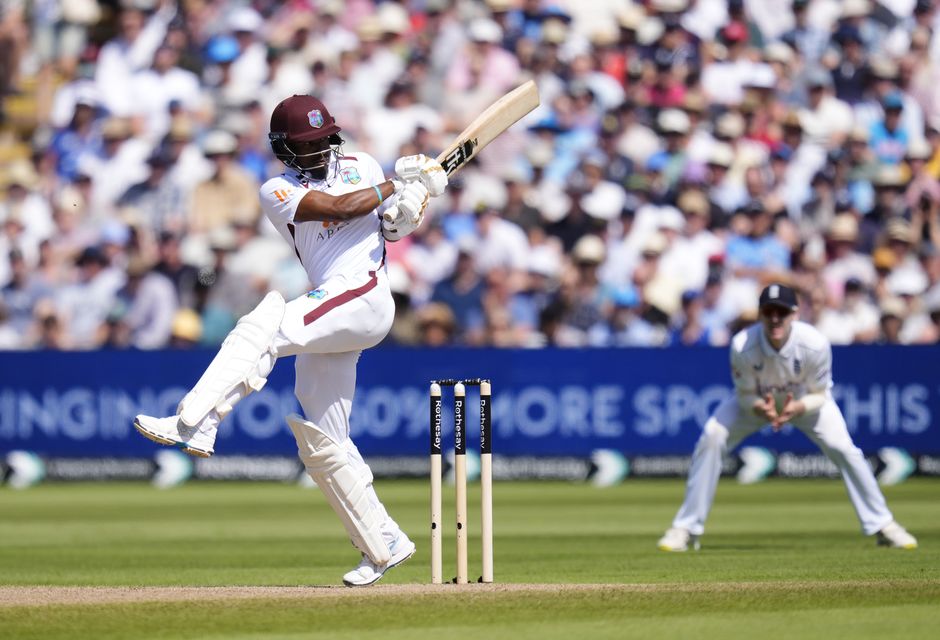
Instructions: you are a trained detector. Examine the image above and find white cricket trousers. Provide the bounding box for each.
[199,267,400,543]
[672,397,894,536]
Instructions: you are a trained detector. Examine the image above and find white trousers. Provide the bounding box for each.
[672,397,894,536]
[199,267,400,543]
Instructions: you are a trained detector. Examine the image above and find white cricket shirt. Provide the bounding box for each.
[730,320,833,408]
[260,153,389,286]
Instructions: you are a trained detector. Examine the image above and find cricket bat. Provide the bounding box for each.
[436,80,540,176]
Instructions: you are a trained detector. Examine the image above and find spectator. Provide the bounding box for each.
[189,130,260,233]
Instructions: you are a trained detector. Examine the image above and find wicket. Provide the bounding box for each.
[430,378,493,584]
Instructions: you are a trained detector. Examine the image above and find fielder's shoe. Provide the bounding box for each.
[876,521,918,549]
[343,532,416,587]
[658,527,701,552]
[134,414,216,458]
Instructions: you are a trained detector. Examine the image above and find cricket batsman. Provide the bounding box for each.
[134,94,447,585]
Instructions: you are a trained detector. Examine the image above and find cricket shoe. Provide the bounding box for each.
[657,527,701,552]
[343,532,416,587]
[876,521,918,549]
[134,414,216,458]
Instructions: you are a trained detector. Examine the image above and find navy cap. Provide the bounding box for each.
[759,283,798,310]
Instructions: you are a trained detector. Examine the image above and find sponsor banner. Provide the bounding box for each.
[0,346,938,459]
[5,452,939,486]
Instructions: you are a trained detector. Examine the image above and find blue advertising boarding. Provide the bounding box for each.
[0,345,938,457]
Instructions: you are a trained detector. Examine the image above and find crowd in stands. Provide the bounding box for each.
[1,0,940,350]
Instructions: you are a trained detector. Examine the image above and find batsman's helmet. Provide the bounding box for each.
[268,95,343,178]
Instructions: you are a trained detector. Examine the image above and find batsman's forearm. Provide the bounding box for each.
[295,181,398,222]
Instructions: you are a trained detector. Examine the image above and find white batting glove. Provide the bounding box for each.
[382,182,430,242]
[394,154,448,197]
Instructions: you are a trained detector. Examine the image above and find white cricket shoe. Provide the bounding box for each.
[134,414,216,458]
[342,532,416,587]
[876,521,918,549]
[658,527,700,552]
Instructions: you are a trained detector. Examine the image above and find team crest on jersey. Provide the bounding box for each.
[306,288,328,300]
[340,167,361,184]
[308,109,324,128]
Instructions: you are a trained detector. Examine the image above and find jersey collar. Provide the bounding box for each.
[759,324,796,358]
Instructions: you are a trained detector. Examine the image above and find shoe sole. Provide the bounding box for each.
[134,418,213,458]
[343,543,417,587]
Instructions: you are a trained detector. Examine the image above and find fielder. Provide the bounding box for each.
[658,283,918,552]
[134,94,447,586]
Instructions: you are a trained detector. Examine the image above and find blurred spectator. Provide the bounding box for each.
[2,0,940,351]
[169,308,202,348]
[189,130,260,232]
[58,245,124,348]
[108,255,178,349]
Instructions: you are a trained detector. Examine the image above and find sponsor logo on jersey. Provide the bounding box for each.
[272,187,293,203]
[339,167,361,184]
[308,109,324,128]
[306,288,328,300]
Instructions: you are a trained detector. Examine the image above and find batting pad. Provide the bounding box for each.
[178,291,285,427]
[286,414,392,566]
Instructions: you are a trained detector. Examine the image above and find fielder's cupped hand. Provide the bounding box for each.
[382,182,430,242]
[772,393,804,431]
[752,393,779,425]
[394,154,448,197]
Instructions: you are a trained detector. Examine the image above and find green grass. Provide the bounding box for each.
[1,479,938,639]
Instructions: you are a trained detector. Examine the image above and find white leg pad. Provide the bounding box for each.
[178,292,285,428]
[286,413,392,566]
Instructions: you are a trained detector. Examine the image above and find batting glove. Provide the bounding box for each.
[382,182,430,242]
[394,154,448,197]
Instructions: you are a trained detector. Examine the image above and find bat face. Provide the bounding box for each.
[435,80,540,178]
[440,138,479,176]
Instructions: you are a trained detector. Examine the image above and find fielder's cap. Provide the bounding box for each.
[758,283,798,310]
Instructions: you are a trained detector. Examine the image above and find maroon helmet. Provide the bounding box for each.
[269,95,343,179]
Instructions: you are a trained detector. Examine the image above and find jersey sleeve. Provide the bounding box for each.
[804,342,833,393]
[259,178,304,228]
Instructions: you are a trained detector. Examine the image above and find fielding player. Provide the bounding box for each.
[134,94,447,585]
[659,283,918,551]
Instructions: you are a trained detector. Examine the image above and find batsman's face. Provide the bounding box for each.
[760,304,795,347]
